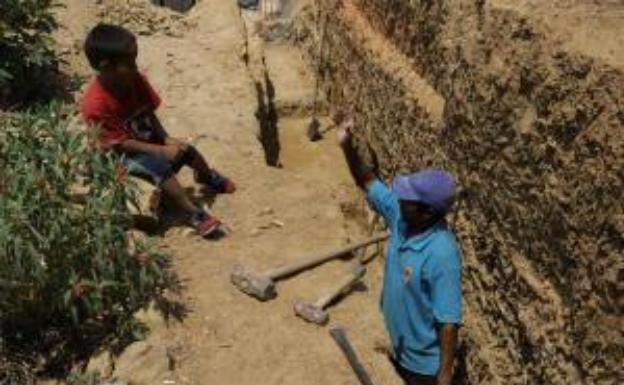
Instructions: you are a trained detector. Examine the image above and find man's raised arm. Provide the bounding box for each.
[336,116,400,228]
[336,118,375,190]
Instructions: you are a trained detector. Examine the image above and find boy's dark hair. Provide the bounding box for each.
[84,23,137,71]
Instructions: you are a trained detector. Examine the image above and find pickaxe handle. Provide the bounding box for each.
[314,264,366,309]
[266,234,388,279]
[330,327,377,385]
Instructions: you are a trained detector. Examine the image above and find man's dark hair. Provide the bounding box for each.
[84,23,137,71]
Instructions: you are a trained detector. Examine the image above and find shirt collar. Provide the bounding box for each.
[398,221,444,252]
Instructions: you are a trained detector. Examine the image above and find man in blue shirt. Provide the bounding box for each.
[336,116,462,385]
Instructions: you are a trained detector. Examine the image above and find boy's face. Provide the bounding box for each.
[101,42,138,87]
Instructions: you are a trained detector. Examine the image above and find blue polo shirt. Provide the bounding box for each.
[367,179,462,376]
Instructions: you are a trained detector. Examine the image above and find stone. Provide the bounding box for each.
[86,350,114,378]
[258,206,274,216]
[112,341,172,385]
[134,303,168,330]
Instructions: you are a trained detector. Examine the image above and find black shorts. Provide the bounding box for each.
[391,357,437,385]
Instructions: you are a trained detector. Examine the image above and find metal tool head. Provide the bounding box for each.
[230,264,276,301]
[293,298,329,325]
[306,118,323,142]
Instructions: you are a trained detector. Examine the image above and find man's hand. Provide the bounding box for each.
[437,373,452,385]
[336,117,355,146]
[335,114,376,190]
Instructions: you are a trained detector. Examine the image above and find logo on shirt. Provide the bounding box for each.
[403,266,413,283]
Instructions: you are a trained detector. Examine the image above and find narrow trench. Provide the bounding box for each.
[254,70,281,167]
[238,4,335,170]
[238,7,283,168]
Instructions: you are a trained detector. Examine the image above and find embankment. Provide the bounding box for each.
[292,1,624,384]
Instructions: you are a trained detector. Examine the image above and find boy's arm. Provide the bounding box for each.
[147,111,169,141]
[118,139,184,163]
[117,139,163,155]
[117,112,182,160]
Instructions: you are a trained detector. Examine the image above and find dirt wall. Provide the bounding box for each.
[293,1,623,384]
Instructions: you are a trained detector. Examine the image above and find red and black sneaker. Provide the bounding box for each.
[195,170,236,194]
[191,211,221,238]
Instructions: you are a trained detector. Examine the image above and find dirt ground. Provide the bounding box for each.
[52,1,402,384]
[46,1,624,385]
[491,0,624,70]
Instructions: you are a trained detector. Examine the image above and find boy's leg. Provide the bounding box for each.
[159,176,221,236]
[123,152,222,236]
[159,176,198,213]
[165,137,236,193]
[165,138,211,175]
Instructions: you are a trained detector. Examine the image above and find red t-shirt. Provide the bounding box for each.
[80,74,162,151]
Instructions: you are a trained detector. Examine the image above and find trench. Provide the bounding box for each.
[239,2,338,169]
[239,7,281,168]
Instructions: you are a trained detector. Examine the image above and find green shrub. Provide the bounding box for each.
[0,104,178,373]
[0,351,34,385]
[0,0,60,106]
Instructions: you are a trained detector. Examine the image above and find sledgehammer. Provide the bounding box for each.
[231,234,387,301]
[293,263,366,325]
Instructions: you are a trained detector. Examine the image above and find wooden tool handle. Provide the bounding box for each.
[315,264,366,309]
[330,327,376,385]
[267,234,388,279]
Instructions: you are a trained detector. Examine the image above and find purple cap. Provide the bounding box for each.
[391,169,456,213]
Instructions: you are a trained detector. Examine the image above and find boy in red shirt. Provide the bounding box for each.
[81,24,235,238]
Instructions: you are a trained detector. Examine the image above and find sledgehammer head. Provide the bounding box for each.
[230,264,276,301]
[306,118,323,142]
[293,298,329,325]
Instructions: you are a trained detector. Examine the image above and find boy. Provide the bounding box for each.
[336,117,462,385]
[81,23,235,237]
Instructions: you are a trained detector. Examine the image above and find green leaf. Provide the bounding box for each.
[0,68,13,82]
[1,104,175,357]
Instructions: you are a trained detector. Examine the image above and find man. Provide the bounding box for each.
[336,117,462,385]
[80,24,235,237]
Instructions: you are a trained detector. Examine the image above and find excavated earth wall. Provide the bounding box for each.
[292,1,623,384]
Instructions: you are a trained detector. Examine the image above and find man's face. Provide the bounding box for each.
[399,200,437,230]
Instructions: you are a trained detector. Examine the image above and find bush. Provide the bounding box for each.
[0,104,178,374]
[0,352,33,385]
[0,0,60,106]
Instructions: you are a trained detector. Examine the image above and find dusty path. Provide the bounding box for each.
[55,1,400,384]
